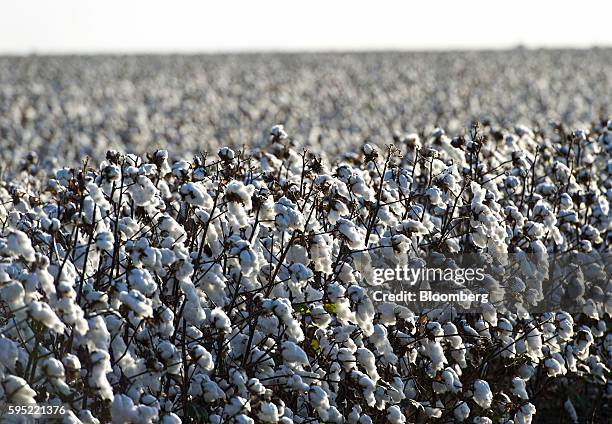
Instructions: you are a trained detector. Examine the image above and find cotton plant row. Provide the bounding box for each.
[0,122,610,423]
[1,50,611,166]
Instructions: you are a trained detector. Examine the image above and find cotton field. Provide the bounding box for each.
[0,52,610,423]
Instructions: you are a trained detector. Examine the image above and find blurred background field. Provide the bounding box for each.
[1,49,610,167]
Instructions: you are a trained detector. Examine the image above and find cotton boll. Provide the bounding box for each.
[210,307,232,333]
[442,367,462,393]
[386,405,406,424]
[266,298,304,342]
[525,323,543,361]
[514,402,536,424]
[128,268,158,296]
[0,275,26,311]
[517,364,536,380]
[337,348,357,372]
[286,374,309,392]
[191,345,214,372]
[0,337,19,371]
[348,286,375,336]
[111,394,158,424]
[2,375,37,404]
[421,401,442,419]
[119,290,153,318]
[275,197,305,230]
[257,401,280,423]
[223,395,251,417]
[281,341,309,366]
[337,218,366,249]
[453,401,470,422]
[6,231,36,262]
[29,301,65,334]
[95,231,114,251]
[160,413,182,424]
[473,379,493,408]
[369,324,398,364]
[310,305,332,329]
[544,356,565,377]
[89,350,114,401]
[511,377,529,400]
[129,175,160,207]
[219,147,235,161]
[224,181,254,227]
[229,237,259,278]
[42,357,72,396]
[355,348,379,382]
[179,182,213,208]
[308,384,331,409]
[190,374,226,402]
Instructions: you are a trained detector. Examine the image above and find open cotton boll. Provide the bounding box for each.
[264,298,304,342]
[369,324,398,364]
[189,374,226,402]
[118,290,153,318]
[441,367,462,393]
[179,182,213,208]
[224,180,254,226]
[514,402,536,424]
[473,379,493,408]
[210,307,232,333]
[511,377,529,400]
[355,348,379,382]
[95,230,114,251]
[348,286,375,336]
[129,175,159,207]
[191,345,214,372]
[222,394,251,417]
[179,279,205,326]
[544,356,565,377]
[525,323,543,361]
[0,337,19,371]
[281,341,309,366]
[2,375,37,404]
[453,401,470,422]
[42,357,72,396]
[0,280,26,310]
[386,405,406,424]
[229,237,259,278]
[257,401,280,423]
[111,394,158,424]
[6,231,36,262]
[309,385,331,413]
[29,301,65,334]
[419,323,447,374]
[421,401,443,419]
[88,350,114,401]
[158,215,186,242]
[274,196,305,230]
[75,315,110,352]
[328,199,349,225]
[337,218,366,249]
[125,269,157,298]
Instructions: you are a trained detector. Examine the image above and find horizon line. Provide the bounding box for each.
[1,44,611,57]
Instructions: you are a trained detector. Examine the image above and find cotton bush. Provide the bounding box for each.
[0,50,611,423]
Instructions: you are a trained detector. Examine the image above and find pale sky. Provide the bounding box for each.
[2,0,611,54]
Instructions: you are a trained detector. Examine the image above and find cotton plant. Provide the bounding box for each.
[0,122,609,423]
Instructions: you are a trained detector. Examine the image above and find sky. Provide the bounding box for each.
[2,0,611,54]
